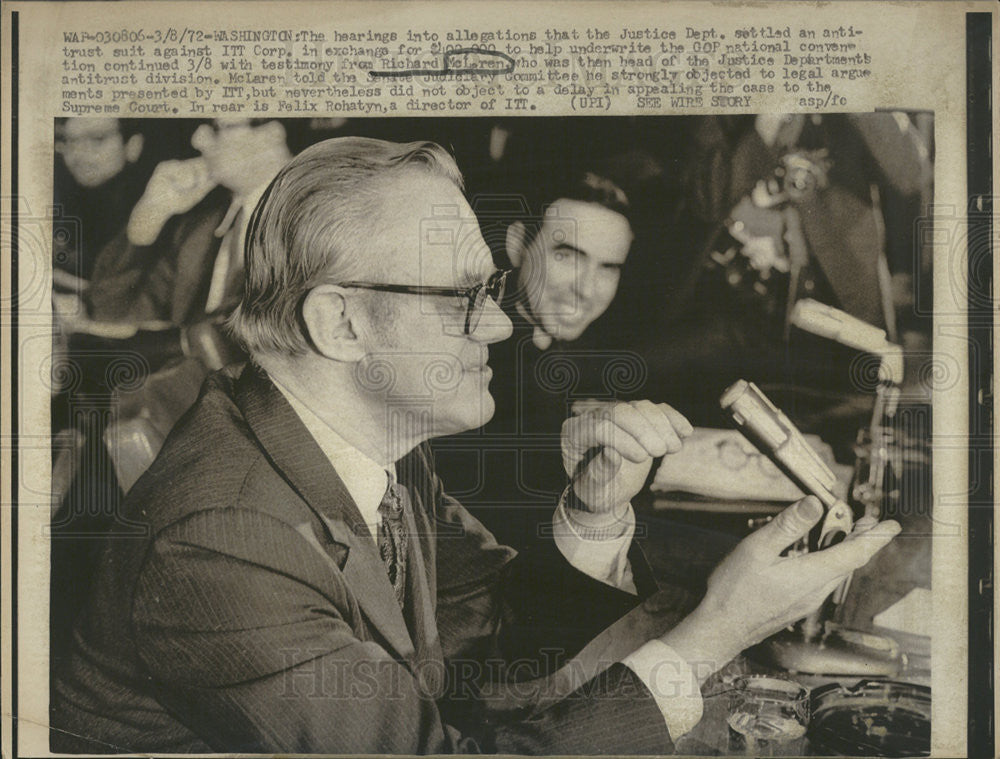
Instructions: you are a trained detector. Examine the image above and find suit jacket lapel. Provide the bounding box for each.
[233,364,415,663]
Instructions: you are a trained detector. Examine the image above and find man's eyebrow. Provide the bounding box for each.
[553,242,587,257]
[552,243,623,269]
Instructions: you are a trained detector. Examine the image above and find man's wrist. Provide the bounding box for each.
[561,485,632,536]
[565,482,630,517]
[553,488,637,592]
[127,202,169,246]
[658,605,743,684]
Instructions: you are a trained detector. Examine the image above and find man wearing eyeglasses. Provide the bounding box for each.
[52,136,899,755]
[54,118,148,285]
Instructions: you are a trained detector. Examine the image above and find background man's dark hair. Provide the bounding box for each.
[518,170,634,251]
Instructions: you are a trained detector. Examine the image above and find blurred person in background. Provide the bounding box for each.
[51,117,151,482]
[68,117,295,430]
[58,117,145,190]
[88,117,292,330]
[74,116,295,495]
[53,118,150,292]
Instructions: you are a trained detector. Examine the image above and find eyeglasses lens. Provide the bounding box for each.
[465,272,508,335]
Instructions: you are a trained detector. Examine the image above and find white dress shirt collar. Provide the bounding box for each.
[205,181,274,314]
[272,378,389,544]
[213,180,271,239]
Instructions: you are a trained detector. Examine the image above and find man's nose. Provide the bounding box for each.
[469,297,513,344]
[574,261,597,301]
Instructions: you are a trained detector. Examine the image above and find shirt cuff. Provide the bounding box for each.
[552,488,637,594]
[622,639,704,741]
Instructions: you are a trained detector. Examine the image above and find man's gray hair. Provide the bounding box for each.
[229,136,463,356]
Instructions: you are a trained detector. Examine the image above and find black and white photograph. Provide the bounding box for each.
[46,113,935,755]
[1,1,992,757]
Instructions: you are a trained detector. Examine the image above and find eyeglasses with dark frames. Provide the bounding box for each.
[334,268,511,335]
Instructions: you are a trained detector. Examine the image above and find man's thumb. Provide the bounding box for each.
[586,446,622,482]
[762,496,824,551]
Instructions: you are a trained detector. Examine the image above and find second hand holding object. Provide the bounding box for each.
[720,380,901,677]
[720,379,854,554]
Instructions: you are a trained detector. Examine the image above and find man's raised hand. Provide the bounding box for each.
[127,158,216,246]
[561,400,693,515]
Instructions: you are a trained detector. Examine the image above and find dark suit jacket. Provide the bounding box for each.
[51,364,673,755]
[87,186,232,325]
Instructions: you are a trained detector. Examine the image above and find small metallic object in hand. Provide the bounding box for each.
[720,379,853,550]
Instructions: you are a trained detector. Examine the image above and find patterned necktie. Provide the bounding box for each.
[377,479,408,608]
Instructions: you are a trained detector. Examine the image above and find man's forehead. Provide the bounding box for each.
[62,118,120,138]
[541,198,614,228]
[540,198,633,253]
[379,173,493,285]
[213,116,253,130]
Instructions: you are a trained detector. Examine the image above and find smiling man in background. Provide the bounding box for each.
[508,171,634,350]
[433,172,637,550]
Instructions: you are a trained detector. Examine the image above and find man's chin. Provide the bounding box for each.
[546,320,586,342]
[473,389,497,429]
[475,390,497,427]
[75,171,114,188]
[439,390,495,436]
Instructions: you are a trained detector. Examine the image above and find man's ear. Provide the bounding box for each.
[124,134,144,163]
[505,221,527,267]
[300,285,365,361]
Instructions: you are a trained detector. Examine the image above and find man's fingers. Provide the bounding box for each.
[565,401,697,474]
[758,496,824,552]
[632,400,694,448]
[626,400,693,439]
[571,401,692,458]
[599,446,623,471]
[849,515,880,535]
[571,399,608,417]
[565,415,649,463]
[607,403,677,457]
[818,519,900,573]
[659,404,694,439]
[150,159,213,204]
